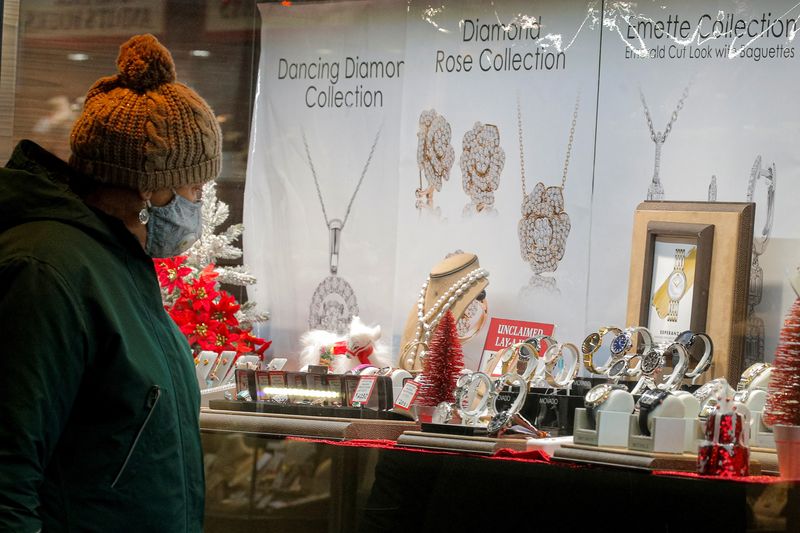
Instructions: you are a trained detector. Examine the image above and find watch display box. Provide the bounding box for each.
[522,389,585,436]
[628,414,700,454]
[573,408,631,448]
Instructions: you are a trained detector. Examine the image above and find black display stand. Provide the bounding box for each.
[420,422,487,436]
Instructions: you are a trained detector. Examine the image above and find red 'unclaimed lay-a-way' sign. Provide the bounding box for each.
[482,318,555,352]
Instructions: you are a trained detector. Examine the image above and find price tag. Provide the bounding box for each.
[268,371,286,387]
[393,380,420,410]
[351,376,378,407]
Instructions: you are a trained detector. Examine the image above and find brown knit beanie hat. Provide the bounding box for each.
[69,34,222,191]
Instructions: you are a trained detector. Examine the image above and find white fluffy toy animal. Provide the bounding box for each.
[299,316,392,374]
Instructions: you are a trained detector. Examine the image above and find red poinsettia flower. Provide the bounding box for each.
[155,258,272,359]
[209,291,240,327]
[184,276,218,314]
[153,256,192,294]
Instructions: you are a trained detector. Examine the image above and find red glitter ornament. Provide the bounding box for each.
[764,297,800,427]
[697,396,750,476]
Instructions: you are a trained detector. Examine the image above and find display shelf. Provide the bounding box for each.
[553,443,763,474]
[200,408,419,441]
[208,398,409,420]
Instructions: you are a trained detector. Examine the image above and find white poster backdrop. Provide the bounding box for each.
[392,1,602,370]
[244,2,406,356]
[245,0,800,371]
[589,0,800,367]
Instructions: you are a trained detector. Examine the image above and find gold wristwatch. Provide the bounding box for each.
[581,326,622,375]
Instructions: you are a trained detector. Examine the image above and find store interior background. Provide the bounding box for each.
[2,0,799,371]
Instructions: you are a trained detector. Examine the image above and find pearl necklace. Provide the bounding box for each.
[404,268,489,367]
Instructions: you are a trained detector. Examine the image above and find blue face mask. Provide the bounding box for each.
[144,191,202,258]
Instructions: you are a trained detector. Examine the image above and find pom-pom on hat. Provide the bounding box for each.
[69,34,222,191]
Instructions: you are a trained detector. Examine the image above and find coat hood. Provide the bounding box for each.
[0,140,131,250]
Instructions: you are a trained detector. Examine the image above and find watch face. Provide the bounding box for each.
[641,351,662,375]
[487,410,511,435]
[675,330,695,346]
[609,333,630,355]
[582,333,600,354]
[667,271,688,300]
[607,358,628,378]
[638,389,668,409]
[584,384,610,405]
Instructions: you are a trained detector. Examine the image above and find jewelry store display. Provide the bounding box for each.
[302,128,381,334]
[460,121,505,211]
[744,155,776,366]
[416,109,455,208]
[639,85,690,200]
[516,95,579,274]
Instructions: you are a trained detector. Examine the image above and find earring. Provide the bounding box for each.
[416,109,455,208]
[138,201,151,225]
[460,122,504,212]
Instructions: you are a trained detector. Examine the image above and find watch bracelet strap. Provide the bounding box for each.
[675,248,685,270]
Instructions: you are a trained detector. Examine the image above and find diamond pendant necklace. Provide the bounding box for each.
[302,127,381,334]
[516,94,578,274]
[640,86,689,200]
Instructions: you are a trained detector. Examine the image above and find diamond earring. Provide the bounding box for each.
[138,201,151,225]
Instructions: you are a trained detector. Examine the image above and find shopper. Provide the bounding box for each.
[0,34,221,531]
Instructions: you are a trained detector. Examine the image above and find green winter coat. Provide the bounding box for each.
[0,141,204,532]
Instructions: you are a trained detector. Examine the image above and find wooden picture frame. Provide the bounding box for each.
[626,202,754,384]
[639,221,714,345]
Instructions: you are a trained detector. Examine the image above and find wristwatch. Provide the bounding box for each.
[584,383,627,428]
[666,248,688,322]
[639,349,665,376]
[609,326,654,357]
[656,342,690,391]
[692,377,731,403]
[491,373,527,416]
[543,342,579,388]
[637,388,672,436]
[737,362,771,391]
[581,326,622,374]
[675,330,714,379]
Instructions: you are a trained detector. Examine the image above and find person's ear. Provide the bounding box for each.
[139,190,153,202]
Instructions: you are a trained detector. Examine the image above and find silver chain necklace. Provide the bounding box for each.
[516,95,579,274]
[640,86,690,200]
[301,127,381,334]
